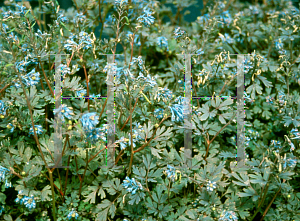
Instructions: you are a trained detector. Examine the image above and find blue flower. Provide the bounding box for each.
[35,29,50,39]
[0,100,8,118]
[23,195,36,211]
[197,14,210,24]
[207,180,217,192]
[53,104,75,124]
[0,166,10,183]
[15,190,25,205]
[5,179,12,188]
[55,13,69,27]
[76,89,87,97]
[22,68,40,87]
[217,11,232,28]
[249,5,259,14]
[196,48,204,55]
[243,58,253,74]
[137,6,155,27]
[219,33,234,44]
[85,125,107,144]
[174,27,186,40]
[122,177,143,195]
[154,108,164,119]
[287,158,297,168]
[64,33,78,52]
[156,87,173,102]
[0,205,4,215]
[165,165,176,182]
[156,36,169,51]
[73,12,86,24]
[58,64,71,78]
[29,125,44,135]
[126,31,141,46]
[78,31,94,50]
[80,113,99,132]
[67,208,79,220]
[6,123,14,133]
[219,210,238,221]
[130,56,145,71]
[136,72,157,87]
[115,136,128,150]
[290,128,300,140]
[275,39,283,50]
[169,104,184,122]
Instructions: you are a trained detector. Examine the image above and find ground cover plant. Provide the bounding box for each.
[0,0,300,220]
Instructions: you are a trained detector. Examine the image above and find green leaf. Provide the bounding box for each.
[279,171,295,180]
[41,185,52,201]
[83,185,99,204]
[256,75,273,88]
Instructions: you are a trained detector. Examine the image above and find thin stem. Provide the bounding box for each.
[120,96,139,131]
[259,179,286,221]
[204,113,235,161]
[128,33,135,70]
[79,148,89,198]
[49,171,57,221]
[127,98,134,176]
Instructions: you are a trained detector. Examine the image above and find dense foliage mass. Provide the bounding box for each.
[0,0,300,220]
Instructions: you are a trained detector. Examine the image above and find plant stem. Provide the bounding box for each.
[49,171,57,221]
[79,148,89,198]
[127,98,134,176]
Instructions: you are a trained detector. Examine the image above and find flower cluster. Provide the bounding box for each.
[155,87,173,103]
[0,100,8,118]
[164,165,176,182]
[154,108,164,119]
[1,3,29,19]
[136,72,157,87]
[115,136,129,150]
[130,56,145,71]
[207,180,217,192]
[122,177,143,195]
[278,91,286,106]
[168,96,184,122]
[283,155,297,169]
[137,5,155,27]
[13,68,40,88]
[80,113,107,144]
[64,31,94,52]
[55,13,69,27]
[14,54,38,74]
[266,95,274,104]
[0,165,12,189]
[126,31,141,46]
[67,208,79,220]
[59,64,71,78]
[271,140,282,153]
[15,191,36,211]
[217,11,233,28]
[290,128,300,140]
[173,27,186,40]
[29,125,44,136]
[76,89,87,97]
[53,104,75,124]
[156,36,169,51]
[219,210,238,221]
[243,58,253,74]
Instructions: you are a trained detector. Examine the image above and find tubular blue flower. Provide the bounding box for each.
[130,56,144,71]
[55,13,69,27]
[243,58,253,74]
[137,6,155,27]
[0,205,4,215]
[126,31,141,46]
[136,72,157,87]
[115,136,128,150]
[34,29,50,39]
[219,210,238,221]
[168,104,184,122]
[13,3,28,16]
[15,190,25,205]
[217,11,232,28]
[73,12,86,24]
[249,5,259,14]
[58,64,71,78]
[154,108,164,119]
[5,179,12,188]
[174,27,186,39]
[156,36,169,51]
[165,165,176,182]
[22,68,40,87]
[103,63,117,74]
[23,195,36,211]
[80,113,99,133]
[156,87,173,102]
[207,180,217,192]
[219,33,234,44]
[29,125,44,135]
[0,166,10,183]
[53,104,75,124]
[287,158,297,168]
[266,95,274,104]
[78,31,94,50]
[64,33,78,52]
[67,208,79,220]
[290,128,300,140]
[197,13,210,24]
[6,123,14,133]
[0,100,8,118]
[196,48,204,55]
[7,31,19,44]
[122,177,143,195]
[86,125,107,144]
[76,89,87,97]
